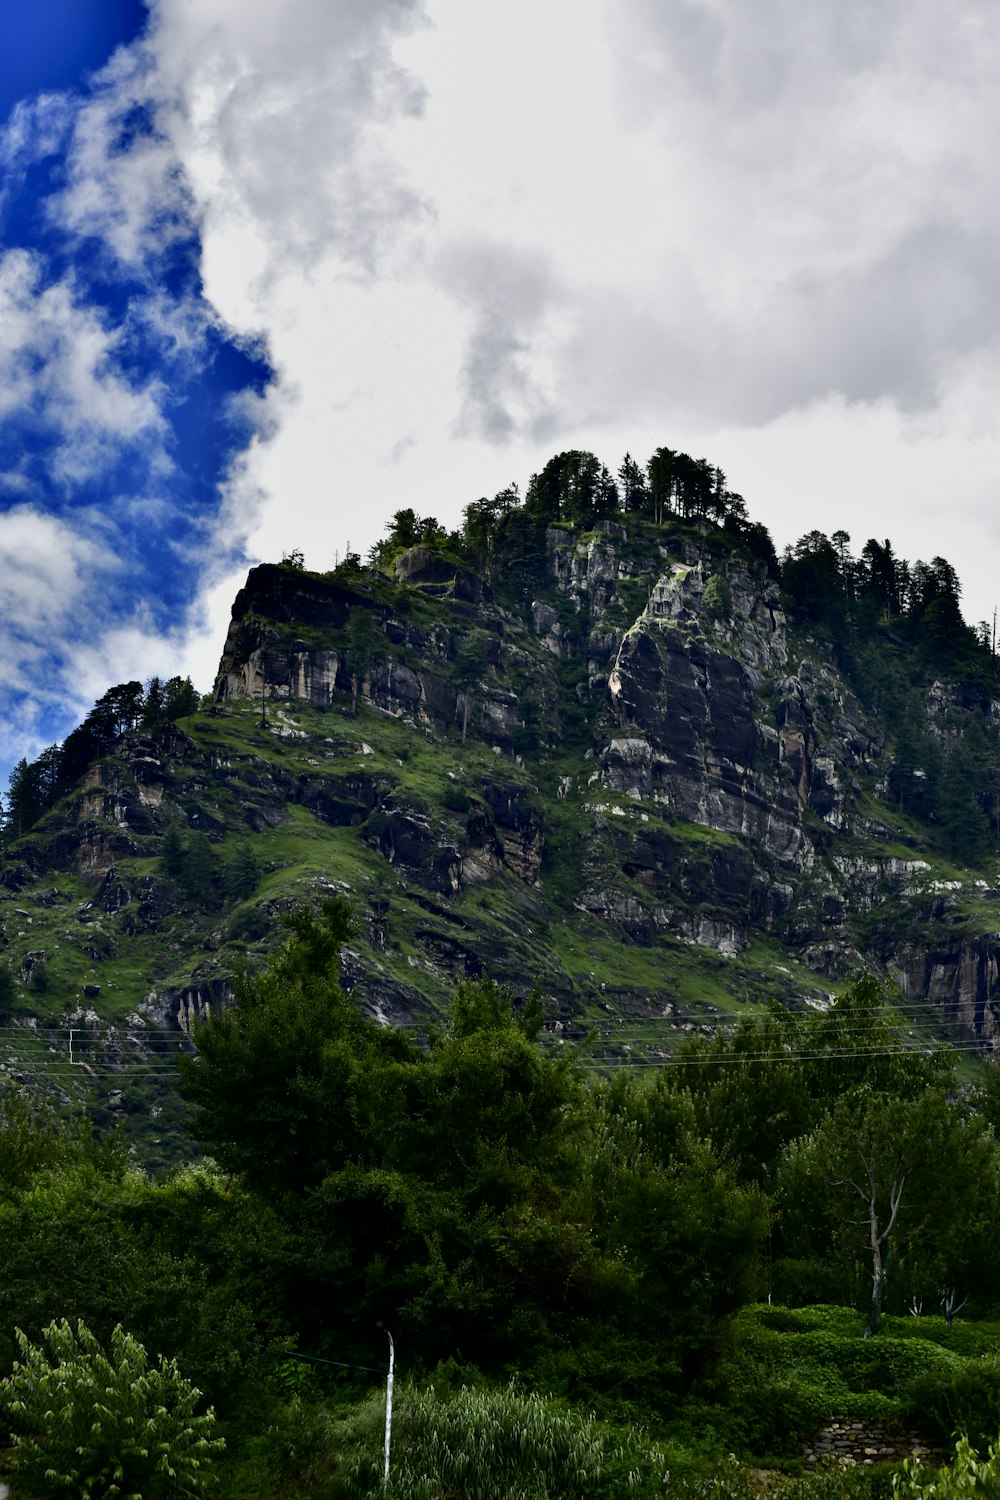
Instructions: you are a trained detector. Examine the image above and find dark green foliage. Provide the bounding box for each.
[704,571,734,622]
[0,961,14,1019]
[0,1090,74,1193]
[345,605,387,714]
[179,901,767,1392]
[3,675,199,839]
[163,674,200,721]
[161,818,187,880]
[185,831,220,905]
[525,450,617,526]
[618,452,647,511]
[368,508,450,567]
[225,904,269,943]
[0,1120,282,1411]
[5,756,48,837]
[776,524,998,855]
[937,733,991,860]
[226,841,261,900]
[904,1357,1000,1453]
[782,531,848,638]
[180,896,371,1200]
[462,485,520,576]
[490,505,548,595]
[160,822,222,907]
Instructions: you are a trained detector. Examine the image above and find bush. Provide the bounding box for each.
[226,905,269,943]
[703,573,733,623]
[730,1375,828,1456]
[904,1355,1000,1452]
[0,1318,224,1498]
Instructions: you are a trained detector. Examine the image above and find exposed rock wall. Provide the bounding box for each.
[203,535,1000,1028]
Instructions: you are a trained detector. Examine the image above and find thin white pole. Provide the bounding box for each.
[383,1329,395,1489]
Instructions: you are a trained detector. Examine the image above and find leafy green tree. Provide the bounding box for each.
[578,1072,768,1389]
[0,1088,73,1194]
[781,530,848,638]
[102,680,145,736]
[859,537,905,618]
[525,451,613,527]
[179,897,385,1201]
[0,1319,223,1499]
[143,674,166,727]
[617,452,647,511]
[452,630,492,744]
[803,972,953,1105]
[181,904,769,1387]
[184,831,219,907]
[669,977,945,1194]
[160,819,187,882]
[6,756,47,837]
[777,1086,996,1334]
[163,675,199,722]
[938,731,991,862]
[461,485,519,576]
[645,446,677,523]
[490,506,548,596]
[0,1135,282,1409]
[369,508,449,566]
[226,841,261,901]
[703,572,733,623]
[668,1004,816,1187]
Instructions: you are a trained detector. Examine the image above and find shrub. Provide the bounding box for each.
[703,573,734,623]
[0,1318,223,1498]
[904,1355,1000,1453]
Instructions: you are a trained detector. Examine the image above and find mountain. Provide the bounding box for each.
[3,473,1000,1158]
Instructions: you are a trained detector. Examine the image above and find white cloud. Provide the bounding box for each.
[0,249,166,483]
[9,0,1000,782]
[150,0,430,291]
[51,42,194,273]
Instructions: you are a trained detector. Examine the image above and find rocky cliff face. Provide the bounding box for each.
[207,520,1000,1045]
[6,517,1000,1075]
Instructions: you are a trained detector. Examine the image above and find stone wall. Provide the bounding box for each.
[803,1419,941,1471]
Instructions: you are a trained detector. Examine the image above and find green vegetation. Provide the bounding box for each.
[0,1318,223,1498]
[5,449,1000,1494]
[0,910,994,1494]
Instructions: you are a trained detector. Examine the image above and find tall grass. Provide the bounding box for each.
[329,1379,659,1499]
